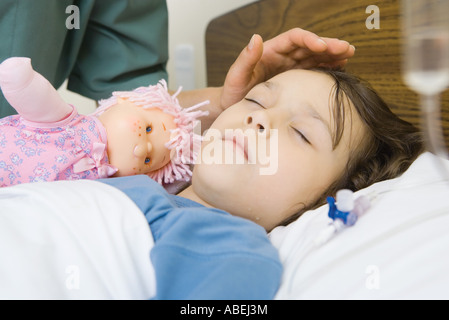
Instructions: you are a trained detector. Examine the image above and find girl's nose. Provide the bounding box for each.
[244,110,271,136]
[134,142,153,158]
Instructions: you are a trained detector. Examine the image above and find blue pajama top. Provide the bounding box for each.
[100,175,282,300]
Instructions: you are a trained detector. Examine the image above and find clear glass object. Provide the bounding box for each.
[401,0,449,160]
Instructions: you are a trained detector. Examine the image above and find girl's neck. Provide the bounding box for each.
[177,185,214,208]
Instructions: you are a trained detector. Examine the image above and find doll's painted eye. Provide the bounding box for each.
[145,157,151,164]
[146,126,152,133]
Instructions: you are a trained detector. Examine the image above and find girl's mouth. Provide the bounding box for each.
[222,132,249,161]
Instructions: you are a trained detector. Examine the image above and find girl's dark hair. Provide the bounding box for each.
[281,68,425,226]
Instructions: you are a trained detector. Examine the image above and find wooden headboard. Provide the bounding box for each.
[205,0,449,147]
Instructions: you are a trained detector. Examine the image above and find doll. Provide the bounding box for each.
[0,57,208,187]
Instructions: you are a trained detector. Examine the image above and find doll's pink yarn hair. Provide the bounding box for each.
[95,80,209,184]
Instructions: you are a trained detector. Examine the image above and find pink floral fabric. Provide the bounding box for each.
[0,109,113,187]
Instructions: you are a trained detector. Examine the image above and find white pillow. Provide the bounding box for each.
[271,152,449,299]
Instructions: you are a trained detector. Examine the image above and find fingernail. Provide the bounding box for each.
[248,34,255,50]
[350,45,356,51]
[318,38,327,46]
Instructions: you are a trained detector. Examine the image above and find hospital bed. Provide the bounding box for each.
[1,0,449,300]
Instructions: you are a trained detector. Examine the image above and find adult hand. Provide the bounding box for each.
[220,28,355,109]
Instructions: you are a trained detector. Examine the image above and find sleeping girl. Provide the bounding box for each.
[176,67,424,231]
[0,57,208,187]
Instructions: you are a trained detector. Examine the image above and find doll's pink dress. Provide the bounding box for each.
[0,107,116,187]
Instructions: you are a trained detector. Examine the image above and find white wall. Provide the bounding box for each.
[58,0,256,115]
[166,0,256,90]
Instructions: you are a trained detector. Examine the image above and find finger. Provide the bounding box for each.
[320,37,354,56]
[226,34,264,86]
[288,39,355,64]
[288,28,328,53]
[265,28,328,54]
[221,34,264,108]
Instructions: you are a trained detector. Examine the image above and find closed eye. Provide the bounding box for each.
[292,127,311,145]
[245,98,265,109]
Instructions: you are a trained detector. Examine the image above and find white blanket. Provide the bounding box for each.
[0,180,156,299]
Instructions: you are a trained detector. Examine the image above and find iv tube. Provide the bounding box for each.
[401,0,449,174]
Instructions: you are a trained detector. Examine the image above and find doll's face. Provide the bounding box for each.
[98,98,177,176]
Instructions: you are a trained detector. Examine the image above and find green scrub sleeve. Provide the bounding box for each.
[0,0,169,117]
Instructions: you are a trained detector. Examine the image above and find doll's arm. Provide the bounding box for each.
[0,57,72,122]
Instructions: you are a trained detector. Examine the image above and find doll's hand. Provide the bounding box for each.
[220,28,355,110]
[0,57,72,122]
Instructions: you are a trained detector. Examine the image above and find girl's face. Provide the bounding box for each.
[190,69,366,231]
